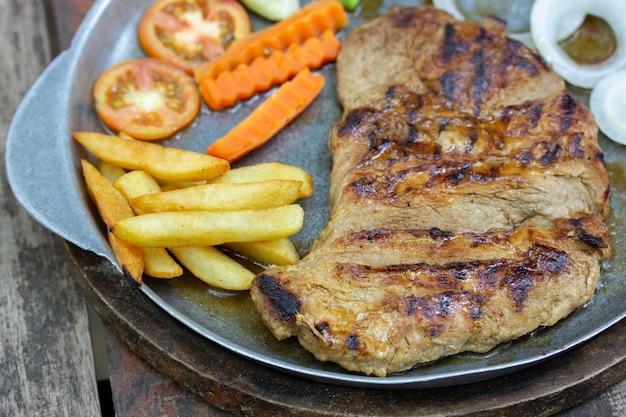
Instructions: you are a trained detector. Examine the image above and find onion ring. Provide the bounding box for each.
[531,0,626,89]
[433,0,583,48]
[590,69,626,145]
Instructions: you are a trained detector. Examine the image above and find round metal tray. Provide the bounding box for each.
[7,0,626,390]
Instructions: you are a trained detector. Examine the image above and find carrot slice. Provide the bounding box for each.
[205,68,325,162]
[194,0,348,83]
[199,30,340,110]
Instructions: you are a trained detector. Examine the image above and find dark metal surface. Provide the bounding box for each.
[6,0,626,389]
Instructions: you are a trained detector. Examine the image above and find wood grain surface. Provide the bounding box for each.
[0,0,100,416]
[47,0,95,54]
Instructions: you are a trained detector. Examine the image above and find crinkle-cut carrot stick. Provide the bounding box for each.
[199,30,340,110]
[194,0,348,83]
[205,68,325,162]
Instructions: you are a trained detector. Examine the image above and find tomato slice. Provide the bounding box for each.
[93,58,200,140]
[138,0,251,74]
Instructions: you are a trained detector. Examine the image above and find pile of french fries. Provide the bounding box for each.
[74,131,312,290]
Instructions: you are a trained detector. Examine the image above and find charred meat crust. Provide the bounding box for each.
[251,214,610,375]
[328,84,608,231]
[255,274,300,323]
[251,217,609,375]
[250,6,611,377]
[334,241,571,312]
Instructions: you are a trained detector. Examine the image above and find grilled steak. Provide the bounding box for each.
[250,6,611,377]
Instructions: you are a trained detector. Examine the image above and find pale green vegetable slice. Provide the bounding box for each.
[240,0,300,21]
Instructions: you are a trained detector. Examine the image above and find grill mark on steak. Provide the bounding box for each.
[502,38,540,75]
[332,241,569,312]
[441,23,468,63]
[429,227,455,240]
[558,93,579,133]
[256,274,300,322]
[539,143,562,165]
[577,232,608,249]
[405,292,483,336]
[567,133,586,158]
[336,91,600,173]
[347,158,540,200]
[405,124,420,149]
[336,108,378,137]
[502,243,570,310]
[346,334,360,349]
[500,101,544,127]
[441,71,456,101]
[471,50,489,116]
[565,217,610,249]
[405,293,457,337]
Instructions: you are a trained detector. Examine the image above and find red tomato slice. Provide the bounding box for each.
[93,58,200,140]
[138,0,251,74]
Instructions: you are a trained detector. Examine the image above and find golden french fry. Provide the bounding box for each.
[158,184,181,192]
[98,159,126,184]
[143,247,183,279]
[118,131,134,140]
[222,238,300,266]
[108,232,144,285]
[74,131,230,182]
[81,159,144,283]
[169,246,255,290]
[112,205,305,248]
[82,159,135,228]
[210,162,313,198]
[131,180,302,213]
[113,170,183,278]
[156,178,207,190]
[114,170,161,212]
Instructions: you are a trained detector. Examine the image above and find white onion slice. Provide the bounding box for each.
[433,0,583,48]
[590,69,626,145]
[531,0,626,89]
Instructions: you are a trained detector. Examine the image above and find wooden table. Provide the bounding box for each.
[2,0,626,416]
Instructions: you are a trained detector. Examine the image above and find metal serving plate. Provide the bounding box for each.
[6,0,626,389]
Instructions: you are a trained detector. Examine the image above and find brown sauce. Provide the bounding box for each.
[558,14,618,65]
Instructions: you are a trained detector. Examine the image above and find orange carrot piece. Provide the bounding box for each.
[194,0,348,83]
[199,30,340,110]
[205,68,325,162]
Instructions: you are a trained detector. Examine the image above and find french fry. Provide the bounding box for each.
[113,170,161,213]
[222,238,300,266]
[77,131,314,290]
[112,204,305,248]
[108,231,144,285]
[73,131,230,182]
[159,184,183,192]
[156,179,207,190]
[118,131,135,140]
[82,159,135,225]
[142,247,183,279]
[131,180,303,213]
[169,246,255,290]
[81,159,144,284]
[113,170,183,279]
[210,162,313,198]
[98,159,126,184]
